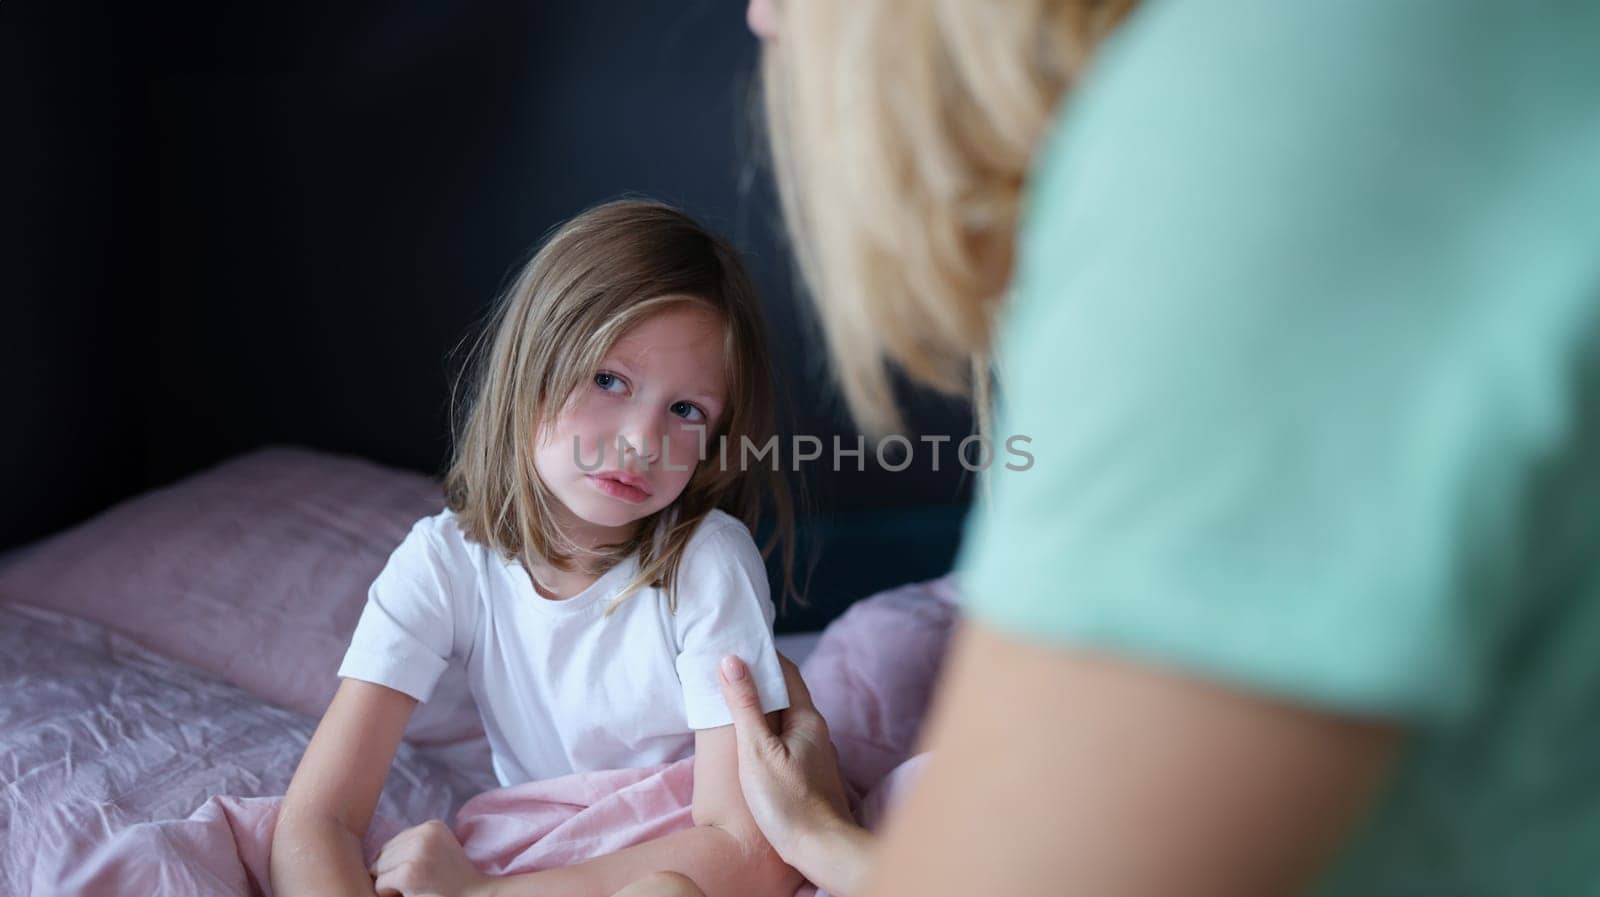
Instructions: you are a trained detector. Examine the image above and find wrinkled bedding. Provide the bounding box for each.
[0,601,494,896]
[2,575,950,897]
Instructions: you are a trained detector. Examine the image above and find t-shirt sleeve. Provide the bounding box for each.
[672,519,792,729]
[337,515,464,703]
[955,3,1585,724]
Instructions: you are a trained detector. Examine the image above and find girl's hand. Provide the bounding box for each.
[369,819,493,897]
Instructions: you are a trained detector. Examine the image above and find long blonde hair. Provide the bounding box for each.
[760,0,1134,437]
[444,198,797,613]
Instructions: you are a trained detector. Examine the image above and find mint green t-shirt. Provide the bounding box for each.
[953,2,1600,892]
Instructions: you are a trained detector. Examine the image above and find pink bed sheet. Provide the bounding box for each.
[3,575,956,897]
[0,601,491,897]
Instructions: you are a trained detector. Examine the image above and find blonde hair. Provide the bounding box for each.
[761,0,1134,437]
[444,198,797,613]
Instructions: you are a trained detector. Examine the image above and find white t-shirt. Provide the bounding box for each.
[337,507,791,787]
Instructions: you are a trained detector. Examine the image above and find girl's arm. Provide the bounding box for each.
[716,654,870,897]
[272,678,418,897]
[862,621,1399,897]
[475,723,800,897]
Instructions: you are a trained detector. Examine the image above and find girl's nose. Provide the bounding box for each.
[621,437,660,467]
[619,417,664,467]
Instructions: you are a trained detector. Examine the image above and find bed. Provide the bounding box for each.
[0,447,953,897]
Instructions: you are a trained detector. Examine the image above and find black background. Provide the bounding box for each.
[3,1,976,630]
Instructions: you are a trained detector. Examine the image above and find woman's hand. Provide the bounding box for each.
[718,654,872,896]
[369,819,493,897]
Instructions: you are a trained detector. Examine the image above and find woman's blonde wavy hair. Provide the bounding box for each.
[443,198,797,614]
[760,0,1134,437]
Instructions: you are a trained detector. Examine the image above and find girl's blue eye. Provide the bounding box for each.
[594,372,625,393]
[671,401,705,422]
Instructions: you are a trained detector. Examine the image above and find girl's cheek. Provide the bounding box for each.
[536,418,573,451]
[668,418,714,463]
[539,414,596,460]
[666,444,699,474]
[560,400,612,439]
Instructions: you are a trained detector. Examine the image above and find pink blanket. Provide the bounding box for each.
[58,762,698,895]
[5,576,954,897]
[60,754,931,897]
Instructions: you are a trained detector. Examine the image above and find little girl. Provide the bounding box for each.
[271,199,801,897]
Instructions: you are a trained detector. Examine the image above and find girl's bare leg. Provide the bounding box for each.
[608,871,707,897]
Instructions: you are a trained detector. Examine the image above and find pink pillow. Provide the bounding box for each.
[0,446,483,744]
[799,574,960,794]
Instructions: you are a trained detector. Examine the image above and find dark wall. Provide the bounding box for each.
[5,3,153,551]
[4,1,974,629]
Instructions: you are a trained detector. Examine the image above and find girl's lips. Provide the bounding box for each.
[587,473,650,504]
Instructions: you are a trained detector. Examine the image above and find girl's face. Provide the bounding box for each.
[534,301,728,546]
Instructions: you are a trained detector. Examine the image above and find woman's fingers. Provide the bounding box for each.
[776,654,817,709]
[774,655,831,741]
[719,655,782,756]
